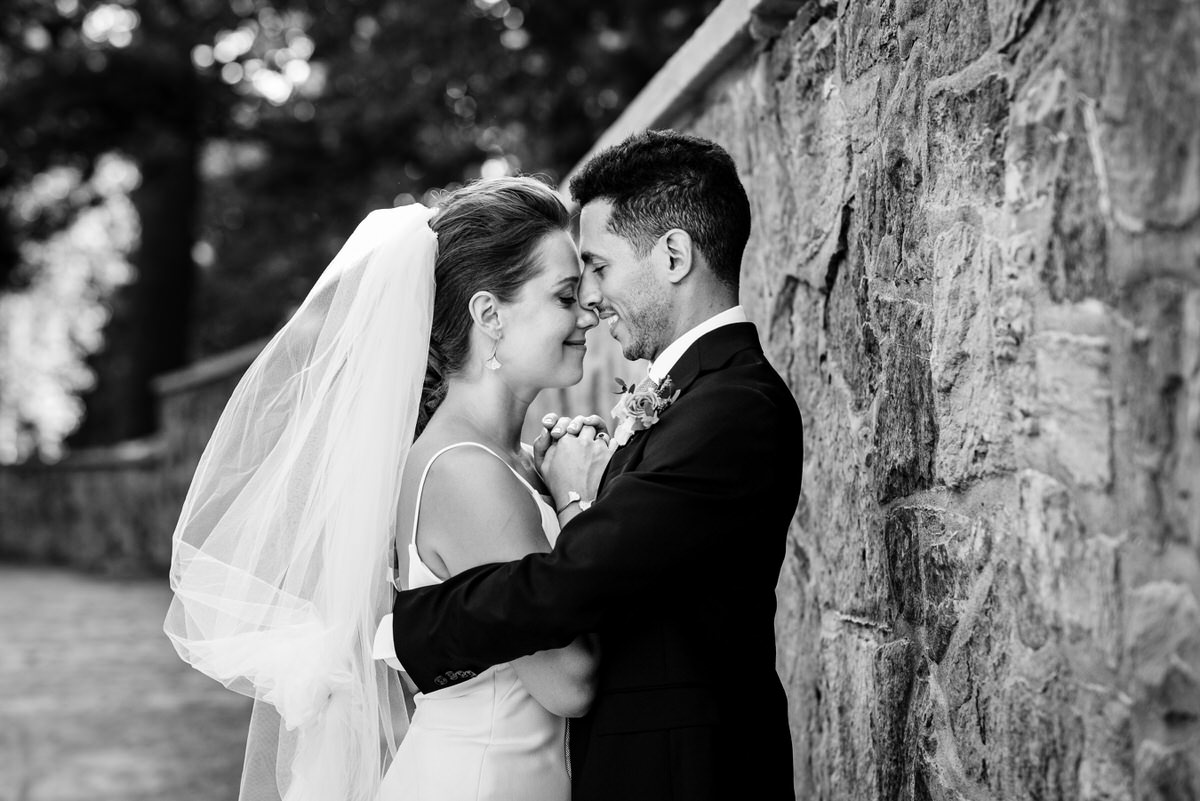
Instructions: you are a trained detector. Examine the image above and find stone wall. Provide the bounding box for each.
[0,439,168,573]
[0,325,604,576]
[0,343,261,574]
[657,0,1199,797]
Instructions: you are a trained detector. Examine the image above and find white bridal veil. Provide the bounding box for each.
[164,204,437,801]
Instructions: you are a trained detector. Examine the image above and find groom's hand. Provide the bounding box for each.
[541,412,608,440]
[539,422,612,506]
[534,413,608,468]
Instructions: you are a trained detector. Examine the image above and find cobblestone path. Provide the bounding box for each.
[0,566,252,801]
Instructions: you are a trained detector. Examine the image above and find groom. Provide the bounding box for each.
[387,129,802,800]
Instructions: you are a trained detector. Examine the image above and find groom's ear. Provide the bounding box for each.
[660,229,693,285]
[468,290,503,338]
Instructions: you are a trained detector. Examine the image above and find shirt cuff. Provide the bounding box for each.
[372,613,405,673]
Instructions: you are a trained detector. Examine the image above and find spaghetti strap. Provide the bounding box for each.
[408,442,541,570]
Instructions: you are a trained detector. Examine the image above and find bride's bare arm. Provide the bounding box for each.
[415,446,597,718]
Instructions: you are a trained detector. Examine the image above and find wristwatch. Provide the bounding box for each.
[556,490,592,514]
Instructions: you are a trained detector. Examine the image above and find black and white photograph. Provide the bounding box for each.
[1,1,1199,800]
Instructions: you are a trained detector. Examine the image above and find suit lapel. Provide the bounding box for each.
[597,322,763,491]
[659,321,760,398]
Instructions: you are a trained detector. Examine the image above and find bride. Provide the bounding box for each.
[164,176,605,801]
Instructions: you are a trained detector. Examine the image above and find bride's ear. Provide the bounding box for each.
[468,290,503,340]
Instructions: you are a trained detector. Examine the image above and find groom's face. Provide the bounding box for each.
[577,199,671,362]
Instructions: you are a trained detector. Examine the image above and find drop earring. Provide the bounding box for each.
[485,335,502,370]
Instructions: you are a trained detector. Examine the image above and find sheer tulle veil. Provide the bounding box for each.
[164,203,438,801]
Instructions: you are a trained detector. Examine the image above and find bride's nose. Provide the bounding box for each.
[576,305,599,330]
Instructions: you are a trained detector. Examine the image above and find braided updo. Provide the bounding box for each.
[416,176,571,438]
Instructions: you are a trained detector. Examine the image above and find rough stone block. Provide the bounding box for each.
[858,139,926,285]
[1077,693,1134,801]
[931,563,1011,792]
[837,0,928,82]
[930,222,984,393]
[1113,285,1200,548]
[994,649,1085,801]
[812,626,888,800]
[872,638,918,801]
[796,430,893,619]
[988,0,1050,50]
[767,15,851,288]
[1177,290,1200,549]
[922,0,991,79]
[837,0,895,82]
[884,504,992,661]
[1099,0,1200,234]
[931,225,1014,486]
[1017,470,1126,665]
[749,0,818,42]
[1005,63,1112,304]
[824,203,882,412]
[1127,582,1200,737]
[926,70,1010,208]
[872,298,938,502]
[1134,739,1200,801]
[1031,328,1114,491]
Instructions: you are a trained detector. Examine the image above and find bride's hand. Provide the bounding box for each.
[538,423,612,506]
[533,413,609,474]
[540,412,609,443]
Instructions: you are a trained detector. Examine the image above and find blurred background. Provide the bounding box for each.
[0,0,718,466]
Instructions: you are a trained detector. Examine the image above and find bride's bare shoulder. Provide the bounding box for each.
[403,422,533,516]
[401,418,475,483]
[406,437,548,576]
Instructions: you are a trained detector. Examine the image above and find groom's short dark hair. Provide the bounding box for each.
[568,129,750,289]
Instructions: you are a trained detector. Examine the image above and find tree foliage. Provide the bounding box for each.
[0,0,717,460]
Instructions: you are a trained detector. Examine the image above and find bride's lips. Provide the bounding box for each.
[564,339,587,349]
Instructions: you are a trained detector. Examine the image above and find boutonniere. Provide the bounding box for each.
[609,374,681,448]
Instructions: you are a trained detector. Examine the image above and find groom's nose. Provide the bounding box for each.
[578,267,601,311]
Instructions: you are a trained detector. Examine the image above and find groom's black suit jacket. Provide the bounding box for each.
[392,322,802,800]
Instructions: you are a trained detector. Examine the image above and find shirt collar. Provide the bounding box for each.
[647,305,749,383]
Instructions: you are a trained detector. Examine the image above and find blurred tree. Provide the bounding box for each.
[0,0,717,460]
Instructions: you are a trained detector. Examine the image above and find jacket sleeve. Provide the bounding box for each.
[391,378,800,693]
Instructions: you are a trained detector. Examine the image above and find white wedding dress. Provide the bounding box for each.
[378,442,571,801]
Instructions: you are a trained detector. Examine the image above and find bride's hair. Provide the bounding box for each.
[418,175,571,436]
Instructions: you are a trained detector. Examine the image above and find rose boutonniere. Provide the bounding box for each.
[609,374,680,448]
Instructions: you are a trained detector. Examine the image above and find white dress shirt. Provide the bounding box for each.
[646,305,749,384]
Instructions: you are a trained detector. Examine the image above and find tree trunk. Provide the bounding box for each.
[69,86,199,447]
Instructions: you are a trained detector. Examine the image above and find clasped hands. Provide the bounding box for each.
[532,412,612,512]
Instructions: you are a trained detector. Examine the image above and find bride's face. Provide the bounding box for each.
[497,230,597,390]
